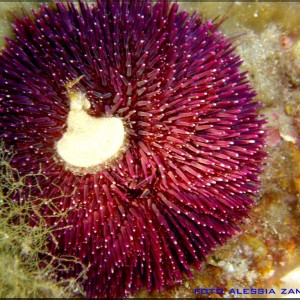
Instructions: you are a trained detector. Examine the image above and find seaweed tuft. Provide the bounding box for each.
[0,143,86,298]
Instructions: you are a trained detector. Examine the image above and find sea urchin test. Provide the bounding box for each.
[0,1,266,298]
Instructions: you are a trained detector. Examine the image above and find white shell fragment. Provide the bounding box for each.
[57,91,125,168]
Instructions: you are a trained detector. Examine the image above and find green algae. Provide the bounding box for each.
[0,145,86,298]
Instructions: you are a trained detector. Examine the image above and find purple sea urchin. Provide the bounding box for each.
[0,1,266,298]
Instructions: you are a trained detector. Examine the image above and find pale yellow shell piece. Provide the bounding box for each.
[57,79,125,169]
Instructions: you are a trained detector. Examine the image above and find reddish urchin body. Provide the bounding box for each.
[0,0,266,298]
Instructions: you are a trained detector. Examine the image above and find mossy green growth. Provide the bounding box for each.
[0,144,86,298]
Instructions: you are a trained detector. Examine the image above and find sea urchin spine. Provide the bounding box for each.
[0,0,265,298]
